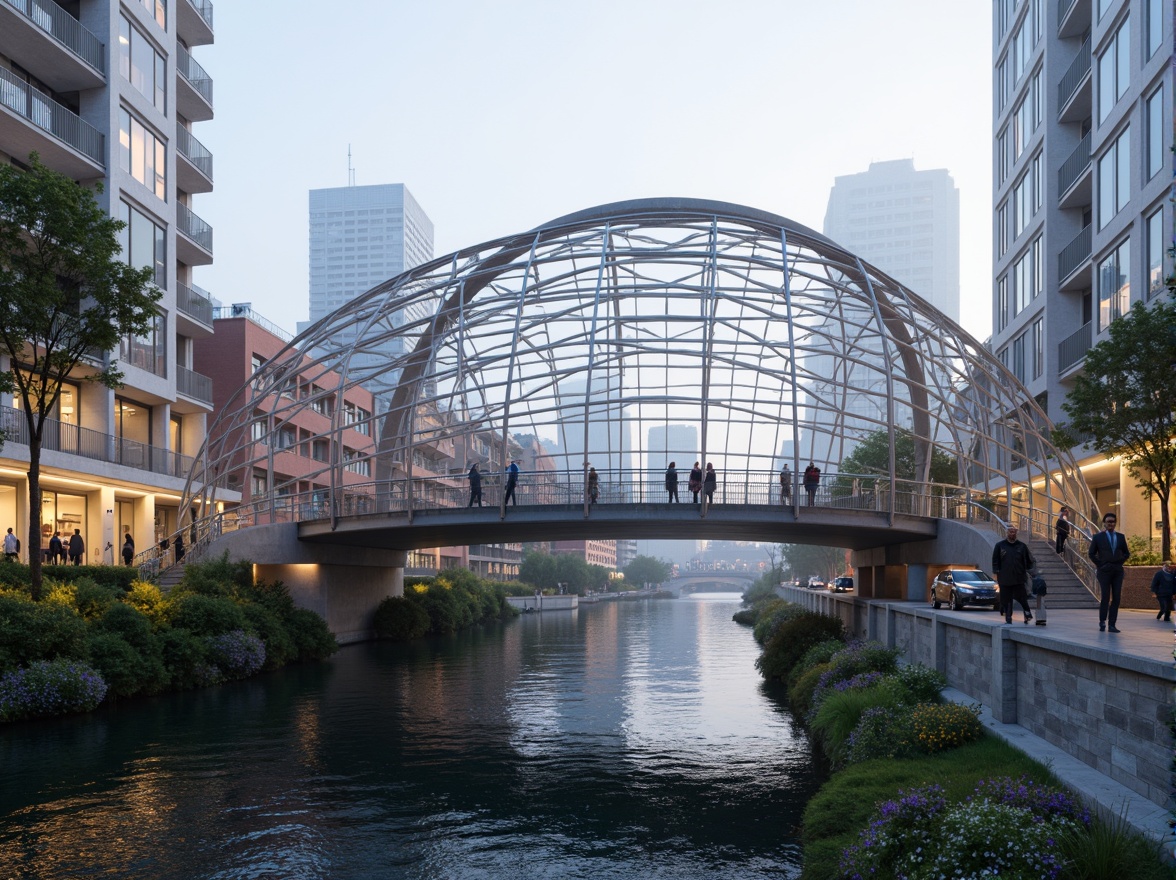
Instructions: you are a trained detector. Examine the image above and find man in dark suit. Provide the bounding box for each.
[1088,511,1130,632]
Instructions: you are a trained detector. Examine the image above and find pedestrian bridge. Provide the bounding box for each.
[172,198,1097,640]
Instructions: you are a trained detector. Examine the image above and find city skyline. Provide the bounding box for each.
[198,1,993,341]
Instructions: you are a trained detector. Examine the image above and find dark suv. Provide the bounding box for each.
[829,576,854,592]
[930,569,1000,611]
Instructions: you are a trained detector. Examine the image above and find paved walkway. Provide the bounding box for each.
[936,604,1174,859]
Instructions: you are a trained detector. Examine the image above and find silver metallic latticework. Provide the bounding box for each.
[187,198,1093,529]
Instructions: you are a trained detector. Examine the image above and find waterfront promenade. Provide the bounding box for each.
[782,587,1175,858]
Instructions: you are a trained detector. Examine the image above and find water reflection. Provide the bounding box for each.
[0,595,821,879]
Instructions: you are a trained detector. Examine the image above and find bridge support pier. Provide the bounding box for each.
[207,524,406,644]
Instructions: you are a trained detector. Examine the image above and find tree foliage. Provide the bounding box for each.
[780,544,848,583]
[0,155,160,597]
[839,428,959,486]
[623,555,672,588]
[1061,296,1176,560]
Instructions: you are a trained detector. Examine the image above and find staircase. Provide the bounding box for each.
[156,563,186,591]
[1030,539,1099,609]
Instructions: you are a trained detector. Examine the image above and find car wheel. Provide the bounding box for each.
[931,590,942,610]
[950,591,966,611]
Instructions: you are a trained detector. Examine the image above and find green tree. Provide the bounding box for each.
[623,555,672,587]
[839,428,958,487]
[0,155,159,598]
[518,550,557,589]
[1060,296,1176,561]
[780,544,847,583]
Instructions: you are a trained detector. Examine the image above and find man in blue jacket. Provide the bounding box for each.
[1088,511,1130,632]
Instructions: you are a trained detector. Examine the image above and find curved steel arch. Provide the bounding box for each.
[186,198,1095,537]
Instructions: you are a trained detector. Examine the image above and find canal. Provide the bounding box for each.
[0,595,824,878]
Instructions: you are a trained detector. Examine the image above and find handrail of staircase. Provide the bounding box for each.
[1021,505,1099,600]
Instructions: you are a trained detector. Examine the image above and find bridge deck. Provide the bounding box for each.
[297,503,938,551]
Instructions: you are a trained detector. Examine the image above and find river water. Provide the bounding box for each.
[0,595,823,879]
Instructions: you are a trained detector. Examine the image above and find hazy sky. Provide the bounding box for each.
[198,1,993,340]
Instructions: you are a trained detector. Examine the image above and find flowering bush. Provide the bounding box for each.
[205,630,266,679]
[808,640,901,718]
[840,777,1088,880]
[0,658,107,721]
[889,663,947,704]
[910,702,983,753]
[839,784,947,879]
[845,704,918,765]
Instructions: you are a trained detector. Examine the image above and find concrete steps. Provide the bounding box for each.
[1030,539,1099,609]
[156,563,186,591]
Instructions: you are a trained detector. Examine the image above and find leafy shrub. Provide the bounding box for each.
[1056,806,1166,880]
[374,596,431,641]
[838,784,948,880]
[0,592,87,672]
[788,639,845,687]
[123,581,166,625]
[845,705,918,765]
[166,593,250,637]
[0,658,107,721]
[158,627,213,690]
[731,607,757,626]
[752,599,806,644]
[741,580,778,606]
[809,640,901,712]
[919,800,1078,878]
[240,603,296,669]
[0,564,137,593]
[910,702,983,753]
[810,685,898,766]
[285,608,337,661]
[177,555,253,597]
[888,662,947,705]
[788,662,831,714]
[755,612,845,681]
[410,582,472,635]
[86,631,158,698]
[206,630,266,679]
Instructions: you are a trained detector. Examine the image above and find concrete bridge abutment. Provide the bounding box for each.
[206,524,405,644]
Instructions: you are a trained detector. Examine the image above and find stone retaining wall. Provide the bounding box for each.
[782,587,1174,808]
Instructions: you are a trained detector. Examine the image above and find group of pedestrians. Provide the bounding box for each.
[4,527,88,565]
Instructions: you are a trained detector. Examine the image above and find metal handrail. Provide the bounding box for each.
[1057,35,1091,113]
[176,282,214,326]
[1057,131,1091,196]
[176,364,213,404]
[175,126,213,180]
[2,0,106,72]
[184,0,213,31]
[176,46,213,105]
[1057,321,1091,371]
[1058,223,1091,281]
[177,203,213,252]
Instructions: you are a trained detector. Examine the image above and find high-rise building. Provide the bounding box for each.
[0,0,219,559]
[824,159,961,322]
[992,0,1172,529]
[304,184,434,412]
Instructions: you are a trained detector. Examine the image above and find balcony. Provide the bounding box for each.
[1057,321,1091,372]
[178,0,213,47]
[0,65,103,176]
[176,126,213,194]
[0,0,105,91]
[176,281,214,337]
[0,404,196,480]
[176,46,213,122]
[176,363,213,405]
[176,203,213,266]
[1057,0,1091,38]
[1058,224,1091,287]
[1057,131,1091,209]
[1058,36,1091,123]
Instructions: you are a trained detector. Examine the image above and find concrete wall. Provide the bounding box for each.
[783,587,1174,809]
[210,524,406,644]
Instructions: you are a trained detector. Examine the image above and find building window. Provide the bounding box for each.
[1097,239,1131,331]
[1012,331,1026,383]
[1097,17,1130,125]
[118,14,166,113]
[1011,0,1043,84]
[1012,70,1042,162]
[1031,317,1043,379]
[996,130,1009,185]
[120,311,166,377]
[1146,207,1166,299]
[1013,236,1042,315]
[997,276,1009,331]
[1097,0,1114,21]
[1146,85,1164,181]
[1097,127,1130,230]
[1013,152,1042,238]
[1147,0,1163,58]
[119,109,165,200]
[251,470,268,496]
[997,202,1009,257]
[996,0,1016,38]
[251,412,268,445]
[275,424,297,451]
[118,200,165,288]
[996,56,1010,112]
[114,397,152,446]
[135,0,166,29]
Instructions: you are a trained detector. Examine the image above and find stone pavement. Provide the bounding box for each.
[939,605,1174,859]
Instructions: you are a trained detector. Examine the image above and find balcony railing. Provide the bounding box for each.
[175,126,213,180]
[176,364,213,404]
[0,404,195,478]
[1058,224,1091,281]
[1057,36,1091,112]
[212,305,293,342]
[1058,0,1076,26]
[0,66,104,164]
[176,46,213,105]
[184,0,213,31]
[1057,321,1091,371]
[2,0,105,72]
[176,281,213,326]
[1057,131,1091,196]
[177,203,213,252]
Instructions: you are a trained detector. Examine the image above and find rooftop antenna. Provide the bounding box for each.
[347,144,355,187]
